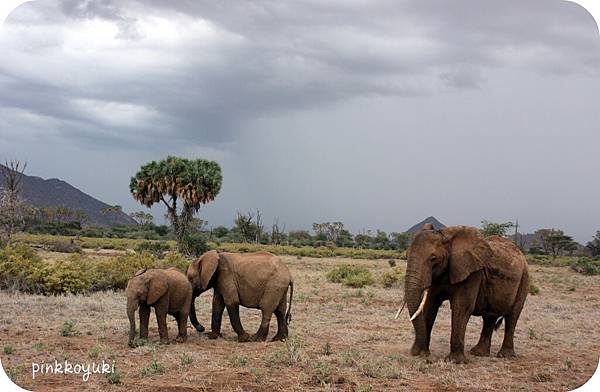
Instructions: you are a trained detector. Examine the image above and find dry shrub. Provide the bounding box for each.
[0,245,190,294]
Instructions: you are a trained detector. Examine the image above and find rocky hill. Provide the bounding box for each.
[406,216,446,233]
[0,165,135,227]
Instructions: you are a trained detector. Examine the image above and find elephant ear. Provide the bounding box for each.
[200,250,220,290]
[146,272,169,305]
[443,226,492,284]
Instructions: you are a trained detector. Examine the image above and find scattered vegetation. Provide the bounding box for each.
[140,358,166,376]
[3,344,13,355]
[105,367,121,385]
[249,367,263,384]
[135,241,171,258]
[88,345,102,358]
[0,244,190,295]
[59,320,79,337]
[529,282,540,295]
[570,257,600,275]
[46,239,83,254]
[327,265,374,288]
[381,268,404,288]
[225,354,248,367]
[180,353,193,366]
[263,336,304,367]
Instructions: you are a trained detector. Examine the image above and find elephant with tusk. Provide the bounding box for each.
[398,223,529,363]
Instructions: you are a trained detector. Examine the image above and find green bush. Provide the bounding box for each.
[570,258,600,275]
[326,265,374,288]
[0,244,51,294]
[87,252,157,291]
[381,268,404,288]
[343,271,375,288]
[181,233,208,257]
[529,282,540,295]
[1,244,191,294]
[44,261,90,294]
[135,241,171,258]
[59,320,79,337]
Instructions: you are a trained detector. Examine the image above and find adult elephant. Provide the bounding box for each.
[187,250,293,342]
[399,224,529,363]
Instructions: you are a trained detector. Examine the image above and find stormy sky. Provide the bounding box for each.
[1,0,599,241]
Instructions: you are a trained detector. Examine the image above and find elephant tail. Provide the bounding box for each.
[494,317,504,331]
[286,280,293,325]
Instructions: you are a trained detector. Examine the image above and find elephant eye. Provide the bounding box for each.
[431,255,437,262]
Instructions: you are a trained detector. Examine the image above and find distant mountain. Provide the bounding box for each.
[0,165,135,227]
[406,216,446,233]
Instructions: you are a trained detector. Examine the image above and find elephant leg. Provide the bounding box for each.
[470,316,496,356]
[272,296,288,341]
[252,309,273,342]
[424,295,444,352]
[446,275,480,364]
[139,305,150,339]
[498,271,528,358]
[155,306,169,344]
[175,311,188,343]
[226,304,250,342]
[208,292,225,339]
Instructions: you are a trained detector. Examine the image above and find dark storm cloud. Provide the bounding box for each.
[2,0,598,148]
[1,0,600,241]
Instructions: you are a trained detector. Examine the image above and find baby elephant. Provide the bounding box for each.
[126,267,192,346]
[187,250,293,342]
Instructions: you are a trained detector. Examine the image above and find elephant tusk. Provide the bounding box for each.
[410,288,429,321]
[394,301,406,320]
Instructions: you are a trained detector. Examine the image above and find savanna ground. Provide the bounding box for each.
[1,251,599,391]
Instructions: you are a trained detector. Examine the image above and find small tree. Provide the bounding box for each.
[130,156,222,252]
[390,232,411,251]
[541,229,578,259]
[234,211,258,243]
[0,160,28,245]
[271,218,286,245]
[586,231,600,257]
[481,220,514,237]
[130,211,154,226]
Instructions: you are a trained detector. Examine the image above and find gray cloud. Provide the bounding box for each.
[0,0,599,241]
[2,0,598,148]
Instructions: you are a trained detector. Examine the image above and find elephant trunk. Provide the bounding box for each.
[189,290,205,333]
[126,296,138,345]
[405,256,428,354]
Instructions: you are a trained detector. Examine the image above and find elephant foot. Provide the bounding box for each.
[469,344,491,357]
[497,348,516,358]
[159,338,170,345]
[175,335,187,343]
[194,324,205,333]
[410,343,430,357]
[445,352,468,364]
[238,332,252,343]
[207,331,222,339]
[271,333,288,342]
[250,333,268,342]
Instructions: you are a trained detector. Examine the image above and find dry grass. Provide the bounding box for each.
[0,255,598,391]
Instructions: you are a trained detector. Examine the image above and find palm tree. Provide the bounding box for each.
[130,156,222,251]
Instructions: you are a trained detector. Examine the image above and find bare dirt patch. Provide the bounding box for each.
[1,256,598,391]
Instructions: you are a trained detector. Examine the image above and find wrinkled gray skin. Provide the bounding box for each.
[187,250,293,342]
[405,224,529,363]
[126,267,192,346]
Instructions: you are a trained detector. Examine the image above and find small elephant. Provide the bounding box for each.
[187,250,294,342]
[399,224,529,363]
[126,267,192,345]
